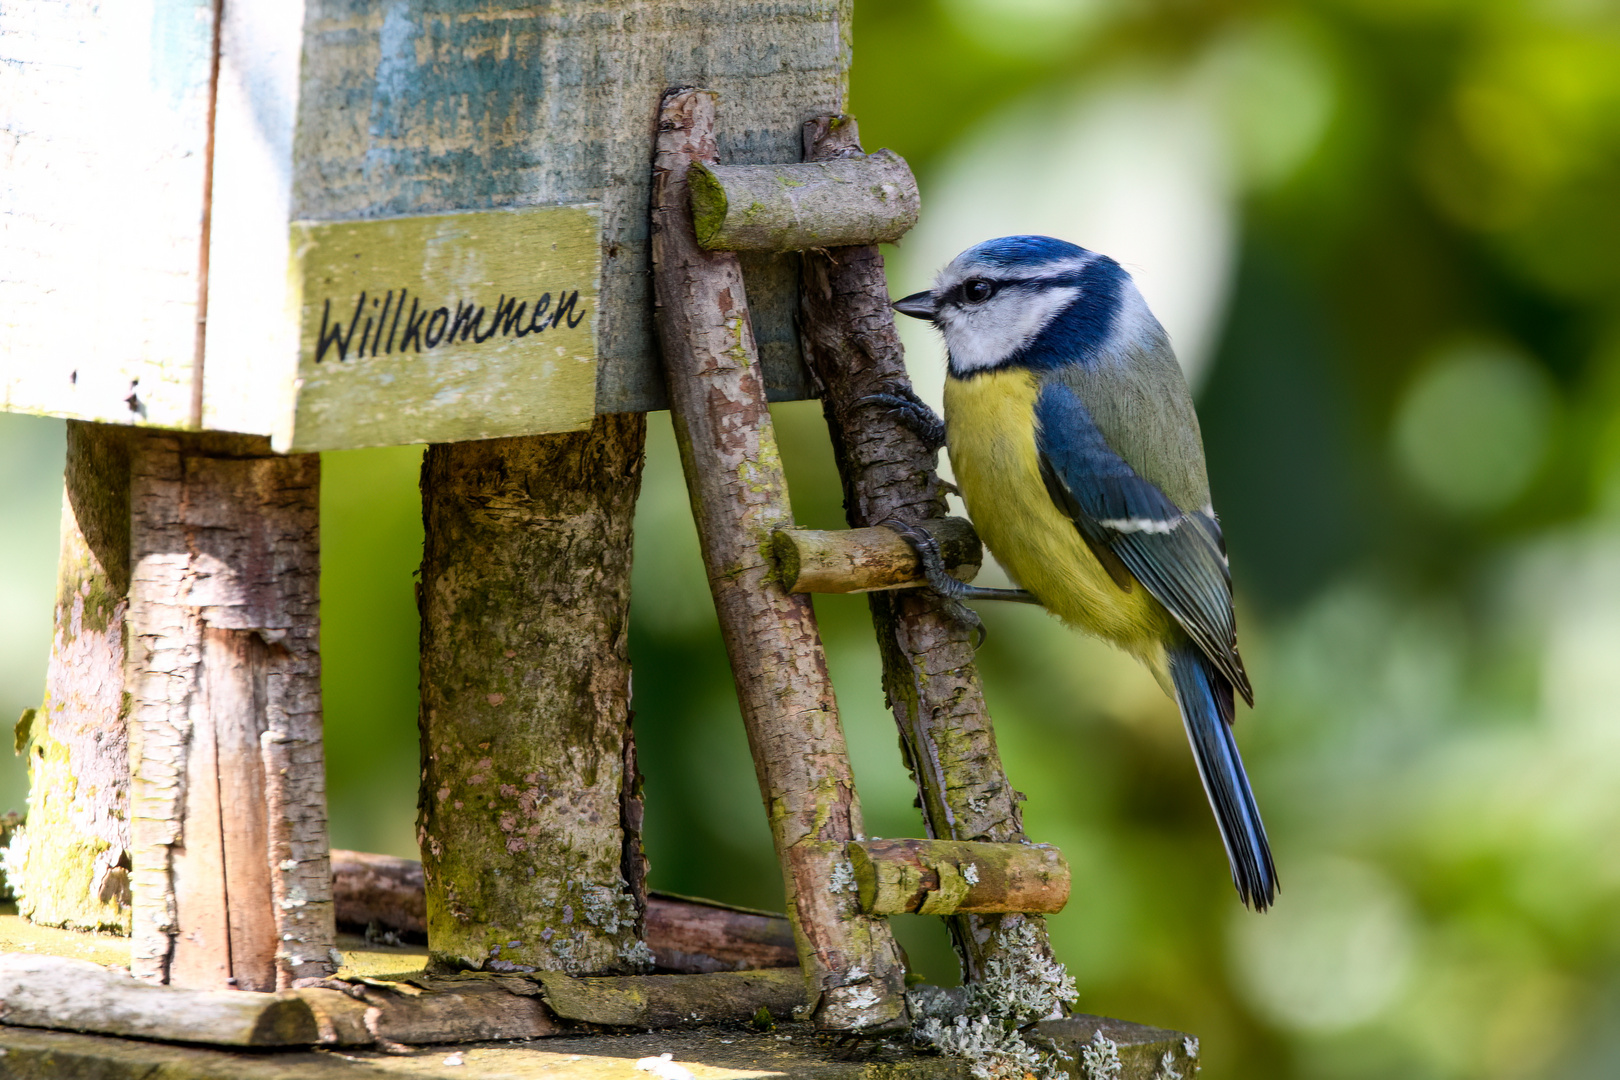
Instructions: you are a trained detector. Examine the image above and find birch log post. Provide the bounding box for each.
[416,415,649,976]
[9,423,134,932]
[796,115,1060,982]
[125,432,336,990]
[651,88,909,1034]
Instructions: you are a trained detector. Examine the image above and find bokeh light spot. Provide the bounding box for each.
[1392,341,1556,514]
[1228,858,1415,1033]
[935,0,1112,59]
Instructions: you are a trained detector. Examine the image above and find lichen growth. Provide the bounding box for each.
[580,882,638,934]
[0,817,28,904]
[1080,1032,1123,1080]
[619,937,656,970]
[908,921,1078,1080]
[828,858,857,895]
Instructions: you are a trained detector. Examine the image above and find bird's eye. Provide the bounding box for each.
[962,279,994,304]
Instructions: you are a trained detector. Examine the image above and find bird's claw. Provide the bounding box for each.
[859,383,946,453]
[880,517,987,648]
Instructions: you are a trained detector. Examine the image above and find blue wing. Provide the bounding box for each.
[1035,380,1253,706]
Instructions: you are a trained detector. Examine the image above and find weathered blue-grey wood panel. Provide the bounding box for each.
[287,0,843,414]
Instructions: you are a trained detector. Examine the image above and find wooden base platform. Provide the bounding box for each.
[0,910,1198,1080]
[0,1015,1195,1080]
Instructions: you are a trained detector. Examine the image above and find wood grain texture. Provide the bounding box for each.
[535,969,804,1028]
[0,1013,1201,1078]
[0,954,319,1047]
[689,152,919,252]
[650,88,908,1035]
[281,0,849,417]
[199,0,308,442]
[845,840,1069,916]
[0,0,214,428]
[771,519,981,595]
[125,433,336,989]
[7,0,847,441]
[11,424,134,933]
[416,416,648,976]
[642,894,798,974]
[796,115,1060,983]
[343,976,562,1045]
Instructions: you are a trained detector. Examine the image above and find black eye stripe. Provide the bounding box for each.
[948,274,1083,304]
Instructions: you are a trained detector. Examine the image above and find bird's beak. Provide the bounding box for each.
[892,291,938,321]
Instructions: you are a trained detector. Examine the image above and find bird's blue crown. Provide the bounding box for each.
[959,235,1093,268]
[934,235,1154,377]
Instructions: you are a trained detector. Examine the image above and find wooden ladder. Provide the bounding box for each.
[650,89,1068,1034]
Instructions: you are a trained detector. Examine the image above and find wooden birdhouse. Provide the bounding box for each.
[2,0,822,448]
[0,3,1199,1077]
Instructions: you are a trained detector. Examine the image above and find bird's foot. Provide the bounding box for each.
[859,383,946,453]
[881,518,1040,648]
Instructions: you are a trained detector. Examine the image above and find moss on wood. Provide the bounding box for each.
[11,422,133,934]
[417,414,648,977]
[687,155,920,252]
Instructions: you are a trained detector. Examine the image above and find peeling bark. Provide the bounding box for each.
[796,116,1060,982]
[125,432,335,989]
[416,415,648,976]
[11,422,134,932]
[650,88,909,1034]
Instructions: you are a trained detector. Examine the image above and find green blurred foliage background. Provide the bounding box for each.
[5,1,1620,1076]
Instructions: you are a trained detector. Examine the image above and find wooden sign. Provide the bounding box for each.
[286,205,601,451]
[2,0,846,446]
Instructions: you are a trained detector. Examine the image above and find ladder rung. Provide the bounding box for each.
[846,839,1070,916]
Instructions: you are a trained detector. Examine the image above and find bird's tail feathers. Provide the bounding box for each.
[1168,641,1278,911]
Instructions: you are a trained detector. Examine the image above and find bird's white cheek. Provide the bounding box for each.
[941,319,1007,373]
[944,287,1080,373]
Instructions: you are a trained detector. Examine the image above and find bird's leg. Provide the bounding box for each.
[881,518,1041,648]
[859,383,946,453]
[888,519,1040,605]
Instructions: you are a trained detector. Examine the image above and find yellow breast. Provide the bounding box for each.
[943,369,1173,657]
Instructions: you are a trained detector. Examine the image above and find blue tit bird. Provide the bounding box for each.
[885,235,1276,911]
